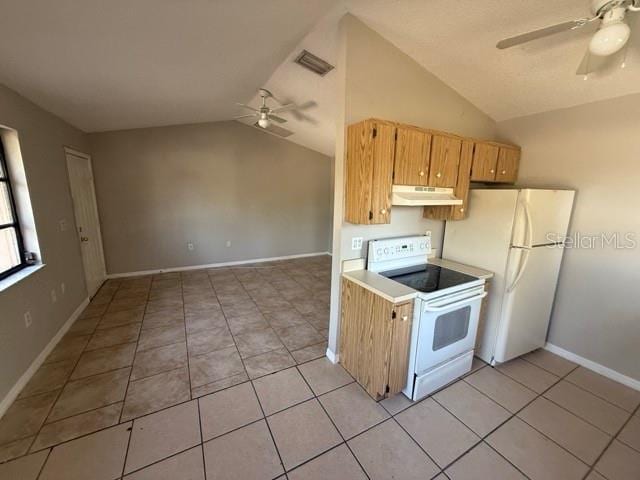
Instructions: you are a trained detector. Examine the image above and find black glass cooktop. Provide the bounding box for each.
[380,264,478,293]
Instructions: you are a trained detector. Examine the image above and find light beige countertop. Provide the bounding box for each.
[428,257,494,280]
[342,269,417,303]
[341,257,493,303]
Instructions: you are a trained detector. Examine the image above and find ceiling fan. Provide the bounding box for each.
[235,88,317,128]
[497,0,640,75]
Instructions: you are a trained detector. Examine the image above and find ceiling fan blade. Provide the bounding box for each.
[236,102,259,112]
[234,114,257,120]
[497,17,595,49]
[270,104,296,113]
[290,110,318,125]
[269,115,287,124]
[295,100,317,111]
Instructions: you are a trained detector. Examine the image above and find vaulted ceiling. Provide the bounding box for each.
[1,0,639,156]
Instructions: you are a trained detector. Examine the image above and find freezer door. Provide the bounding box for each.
[493,245,565,363]
[515,190,575,247]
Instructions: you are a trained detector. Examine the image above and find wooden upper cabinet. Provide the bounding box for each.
[496,147,520,183]
[471,142,499,182]
[344,119,396,225]
[428,135,461,188]
[393,126,432,186]
[423,139,473,221]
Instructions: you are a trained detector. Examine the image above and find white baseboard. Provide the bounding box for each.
[107,251,331,279]
[325,348,339,364]
[0,297,90,419]
[544,343,640,392]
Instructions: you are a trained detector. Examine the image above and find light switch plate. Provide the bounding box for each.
[351,237,363,250]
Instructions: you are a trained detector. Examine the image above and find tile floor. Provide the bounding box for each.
[0,255,639,479]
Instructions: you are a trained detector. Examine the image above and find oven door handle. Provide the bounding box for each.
[423,292,487,312]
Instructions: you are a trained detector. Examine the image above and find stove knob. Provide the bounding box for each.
[420,242,425,249]
[384,248,389,255]
[376,248,382,256]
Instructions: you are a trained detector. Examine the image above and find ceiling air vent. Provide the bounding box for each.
[294,50,334,76]
[253,122,294,138]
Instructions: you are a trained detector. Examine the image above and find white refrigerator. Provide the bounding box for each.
[442,188,575,364]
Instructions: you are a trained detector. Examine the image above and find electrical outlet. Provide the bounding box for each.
[351,237,363,250]
[187,242,194,251]
[61,282,66,295]
[226,240,232,248]
[51,289,57,303]
[24,311,32,328]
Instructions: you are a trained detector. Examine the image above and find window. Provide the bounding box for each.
[0,138,26,279]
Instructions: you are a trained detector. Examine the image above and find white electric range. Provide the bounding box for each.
[367,235,487,400]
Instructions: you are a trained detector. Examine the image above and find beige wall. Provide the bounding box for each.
[498,93,640,381]
[328,15,498,355]
[0,84,88,401]
[88,121,332,275]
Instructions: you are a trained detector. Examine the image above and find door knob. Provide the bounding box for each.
[80,236,89,242]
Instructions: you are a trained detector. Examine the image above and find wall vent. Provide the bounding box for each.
[253,122,294,138]
[294,50,334,76]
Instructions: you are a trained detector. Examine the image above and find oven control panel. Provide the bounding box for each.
[367,235,432,272]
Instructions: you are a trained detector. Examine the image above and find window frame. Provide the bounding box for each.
[0,138,26,280]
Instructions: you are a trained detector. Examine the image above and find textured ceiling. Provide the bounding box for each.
[346,0,640,121]
[1,0,639,152]
[0,0,338,132]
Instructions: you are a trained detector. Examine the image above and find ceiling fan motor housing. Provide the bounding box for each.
[591,0,628,16]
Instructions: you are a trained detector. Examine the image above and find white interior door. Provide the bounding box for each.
[65,148,106,297]
[494,245,565,362]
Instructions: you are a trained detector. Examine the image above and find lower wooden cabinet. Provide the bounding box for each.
[340,278,413,399]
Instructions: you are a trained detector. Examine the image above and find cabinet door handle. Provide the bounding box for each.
[436,172,442,178]
[501,170,507,175]
[401,315,408,322]
[459,207,465,213]
[490,169,495,174]
[380,208,387,214]
[419,171,425,176]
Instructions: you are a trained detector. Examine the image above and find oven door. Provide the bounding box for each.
[415,285,486,375]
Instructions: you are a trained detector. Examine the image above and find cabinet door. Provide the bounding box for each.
[340,279,394,399]
[470,142,499,182]
[370,122,396,224]
[423,139,473,221]
[428,135,461,188]
[344,121,375,224]
[449,140,474,220]
[340,279,374,381]
[394,126,432,186]
[496,147,520,183]
[387,302,414,395]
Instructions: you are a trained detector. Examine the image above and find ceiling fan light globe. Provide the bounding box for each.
[589,22,631,56]
[258,117,270,128]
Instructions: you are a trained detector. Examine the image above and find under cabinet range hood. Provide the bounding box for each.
[391,185,463,206]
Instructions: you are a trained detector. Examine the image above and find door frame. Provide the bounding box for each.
[64,146,106,297]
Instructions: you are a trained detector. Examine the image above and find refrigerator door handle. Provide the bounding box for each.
[507,247,531,293]
[524,200,534,248]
